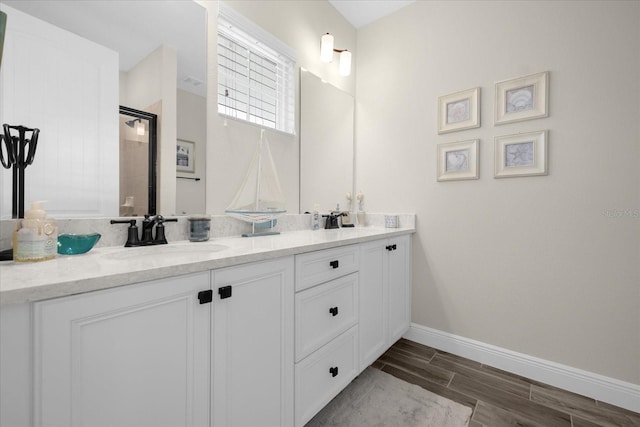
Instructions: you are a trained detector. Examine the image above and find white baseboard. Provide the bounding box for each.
[404,323,640,413]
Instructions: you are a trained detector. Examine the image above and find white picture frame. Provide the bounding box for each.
[437,139,479,181]
[494,71,549,125]
[437,87,480,134]
[176,139,195,173]
[494,130,548,178]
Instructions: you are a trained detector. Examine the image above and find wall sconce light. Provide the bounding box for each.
[320,33,351,76]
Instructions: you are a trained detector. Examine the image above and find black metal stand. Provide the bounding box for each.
[1,124,40,218]
[0,124,40,261]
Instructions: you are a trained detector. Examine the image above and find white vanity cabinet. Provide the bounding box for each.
[359,234,411,370]
[0,231,413,427]
[294,245,361,427]
[33,271,211,427]
[211,257,295,427]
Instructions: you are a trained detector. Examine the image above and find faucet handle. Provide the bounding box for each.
[153,216,178,244]
[110,219,140,247]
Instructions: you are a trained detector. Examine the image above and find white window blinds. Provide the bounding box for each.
[217,4,296,134]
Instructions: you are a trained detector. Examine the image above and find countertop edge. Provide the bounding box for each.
[0,228,415,305]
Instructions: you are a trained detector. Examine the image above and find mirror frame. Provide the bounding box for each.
[119,105,158,215]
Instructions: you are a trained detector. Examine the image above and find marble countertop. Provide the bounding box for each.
[0,227,414,305]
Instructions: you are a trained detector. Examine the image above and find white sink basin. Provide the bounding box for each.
[104,242,228,261]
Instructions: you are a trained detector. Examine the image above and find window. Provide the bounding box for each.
[217,4,296,134]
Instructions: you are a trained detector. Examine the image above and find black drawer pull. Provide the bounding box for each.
[386,245,392,251]
[386,244,398,251]
[218,286,232,299]
[198,290,213,304]
[329,366,339,377]
[392,244,397,250]
[329,306,339,316]
[329,260,339,269]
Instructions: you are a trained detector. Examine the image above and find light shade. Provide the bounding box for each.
[320,33,334,63]
[339,50,352,76]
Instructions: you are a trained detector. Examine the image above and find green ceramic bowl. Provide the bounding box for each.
[57,233,101,255]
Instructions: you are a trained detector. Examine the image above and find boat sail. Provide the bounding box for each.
[225,129,286,236]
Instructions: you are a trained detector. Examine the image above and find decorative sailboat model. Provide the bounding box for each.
[226,129,286,237]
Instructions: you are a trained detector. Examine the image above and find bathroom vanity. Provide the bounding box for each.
[0,227,413,427]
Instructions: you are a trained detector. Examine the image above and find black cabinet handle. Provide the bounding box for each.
[329,260,339,269]
[218,286,232,299]
[329,366,339,377]
[386,245,392,251]
[329,306,339,316]
[198,290,213,304]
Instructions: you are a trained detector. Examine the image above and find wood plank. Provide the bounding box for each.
[596,400,640,424]
[379,349,454,386]
[531,384,640,427]
[370,360,385,369]
[431,354,531,399]
[571,415,605,427]
[432,349,483,369]
[472,401,546,427]
[449,374,571,427]
[379,364,478,409]
[393,339,437,360]
[480,363,548,387]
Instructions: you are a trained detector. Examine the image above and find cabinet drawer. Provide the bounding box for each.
[295,245,359,291]
[295,273,358,362]
[295,326,359,427]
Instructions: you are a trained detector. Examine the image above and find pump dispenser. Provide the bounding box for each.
[13,201,58,262]
[311,204,320,230]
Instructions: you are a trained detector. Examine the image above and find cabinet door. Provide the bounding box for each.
[212,257,294,427]
[33,272,211,427]
[359,240,388,370]
[388,235,411,344]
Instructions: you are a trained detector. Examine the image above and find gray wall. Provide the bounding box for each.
[356,0,640,384]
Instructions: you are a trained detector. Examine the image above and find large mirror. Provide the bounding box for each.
[0,0,206,218]
[299,68,354,214]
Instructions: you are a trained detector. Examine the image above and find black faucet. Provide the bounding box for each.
[322,212,345,229]
[111,215,178,247]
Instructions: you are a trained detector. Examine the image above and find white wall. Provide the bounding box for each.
[0,4,118,218]
[202,0,356,214]
[356,1,640,385]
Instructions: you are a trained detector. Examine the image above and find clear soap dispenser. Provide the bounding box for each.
[13,201,58,262]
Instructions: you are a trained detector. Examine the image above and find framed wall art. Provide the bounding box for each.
[494,71,549,125]
[437,139,479,181]
[494,130,548,178]
[176,139,195,173]
[437,87,480,134]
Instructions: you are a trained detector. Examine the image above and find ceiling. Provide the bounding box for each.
[328,0,416,29]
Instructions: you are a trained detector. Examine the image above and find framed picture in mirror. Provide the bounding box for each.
[177,139,195,173]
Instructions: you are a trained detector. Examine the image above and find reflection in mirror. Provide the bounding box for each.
[299,68,354,214]
[0,1,206,217]
[119,106,157,216]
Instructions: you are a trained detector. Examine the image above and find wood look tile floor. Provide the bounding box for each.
[372,339,640,427]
